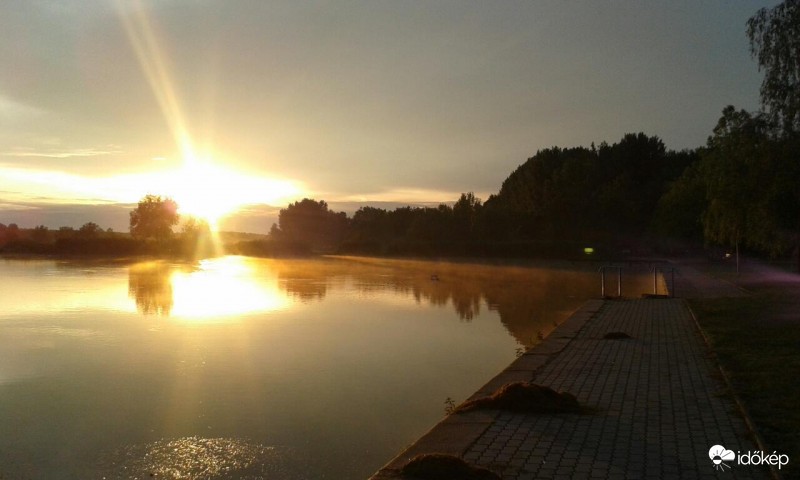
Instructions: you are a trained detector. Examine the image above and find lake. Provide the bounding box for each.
[0,255,647,479]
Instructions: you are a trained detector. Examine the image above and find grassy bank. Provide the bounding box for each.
[689,291,800,478]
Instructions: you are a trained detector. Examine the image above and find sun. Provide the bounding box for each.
[113,3,302,231]
[165,156,301,230]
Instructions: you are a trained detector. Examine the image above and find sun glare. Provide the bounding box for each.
[169,256,290,320]
[113,1,301,229]
[166,156,300,229]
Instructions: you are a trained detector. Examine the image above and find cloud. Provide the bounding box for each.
[0,202,38,211]
[3,146,123,158]
[0,200,133,230]
[328,188,490,204]
[0,94,44,121]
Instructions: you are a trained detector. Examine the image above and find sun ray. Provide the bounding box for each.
[115,0,195,161]
[112,1,303,232]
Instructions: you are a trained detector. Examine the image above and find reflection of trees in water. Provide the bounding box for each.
[269,260,331,302]
[376,265,597,344]
[377,280,483,321]
[279,277,328,302]
[122,256,648,344]
[128,263,173,315]
[267,258,607,346]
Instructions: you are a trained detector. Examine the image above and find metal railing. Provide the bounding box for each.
[651,266,675,297]
[598,265,622,297]
[598,264,677,298]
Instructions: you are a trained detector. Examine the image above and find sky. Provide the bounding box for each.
[0,0,780,233]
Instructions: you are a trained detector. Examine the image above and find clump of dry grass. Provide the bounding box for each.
[456,382,587,414]
[399,454,500,480]
[603,331,633,339]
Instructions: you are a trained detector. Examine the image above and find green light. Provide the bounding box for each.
[584,247,594,254]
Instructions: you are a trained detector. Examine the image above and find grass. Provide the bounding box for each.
[689,292,800,478]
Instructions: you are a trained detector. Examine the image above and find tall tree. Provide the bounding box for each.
[277,198,348,251]
[651,161,706,241]
[748,1,800,271]
[78,222,102,238]
[747,0,800,133]
[129,195,179,240]
[700,107,788,270]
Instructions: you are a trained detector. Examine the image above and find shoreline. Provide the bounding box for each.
[369,299,605,479]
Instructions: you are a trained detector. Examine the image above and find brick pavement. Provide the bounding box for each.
[461,299,766,479]
[370,265,773,480]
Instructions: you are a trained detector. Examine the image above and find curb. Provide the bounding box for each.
[684,300,782,480]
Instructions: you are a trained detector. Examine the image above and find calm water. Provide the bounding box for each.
[0,255,645,479]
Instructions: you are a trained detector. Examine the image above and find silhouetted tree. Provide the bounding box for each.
[453,192,482,238]
[78,222,102,238]
[277,198,348,251]
[31,225,51,243]
[269,223,281,237]
[700,107,790,268]
[748,0,800,133]
[651,162,706,241]
[5,223,20,242]
[56,226,75,240]
[488,134,683,244]
[129,195,179,240]
[181,216,211,238]
[597,134,669,233]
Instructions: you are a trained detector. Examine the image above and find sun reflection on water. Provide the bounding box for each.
[129,256,290,321]
[100,436,303,479]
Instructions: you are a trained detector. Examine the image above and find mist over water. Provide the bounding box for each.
[0,256,651,479]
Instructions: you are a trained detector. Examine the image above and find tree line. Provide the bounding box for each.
[264,1,800,269]
[261,111,796,265]
[262,135,697,258]
[0,195,215,257]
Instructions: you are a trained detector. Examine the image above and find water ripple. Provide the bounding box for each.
[97,437,310,480]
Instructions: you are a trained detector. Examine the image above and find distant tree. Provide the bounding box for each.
[651,162,706,240]
[597,134,669,233]
[6,223,20,241]
[129,195,179,240]
[180,216,211,238]
[747,0,800,133]
[345,206,389,250]
[269,223,281,238]
[78,222,102,238]
[57,226,75,240]
[277,199,348,251]
[453,192,482,238]
[406,204,455,246]
[31,225,51,243]
[490,134,680,241]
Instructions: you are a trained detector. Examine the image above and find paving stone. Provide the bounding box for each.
[371,271,769,480]
[459,299,767,479]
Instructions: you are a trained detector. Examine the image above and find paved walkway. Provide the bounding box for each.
[371,265,773,479]
[462,299,764,479]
